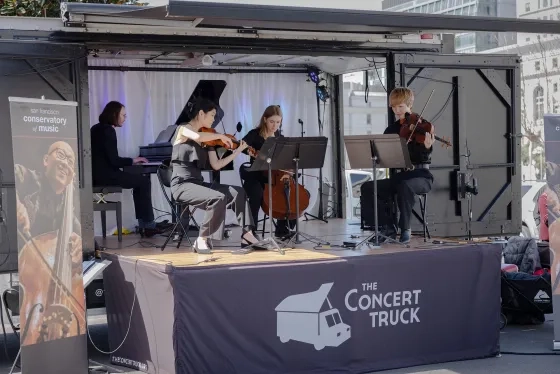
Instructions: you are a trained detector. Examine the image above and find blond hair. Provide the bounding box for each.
[389,87,414,107]
[257,105,283,137]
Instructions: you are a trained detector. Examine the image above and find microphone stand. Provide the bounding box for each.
[302,103,328,224]
[299,119,305,185]
[459,143,478,242]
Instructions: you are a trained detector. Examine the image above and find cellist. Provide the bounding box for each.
[374,88,435,244]
[240,105,297,239]
[16,141,85,345]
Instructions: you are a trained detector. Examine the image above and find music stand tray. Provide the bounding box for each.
[344,134,412,249]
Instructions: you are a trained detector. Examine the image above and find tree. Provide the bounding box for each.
[0,0,145,18]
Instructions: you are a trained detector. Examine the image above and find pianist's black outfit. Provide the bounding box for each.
[375,119,434,242]
[170,137,255,243]
[240,128,296,238]
[90,122,157,232]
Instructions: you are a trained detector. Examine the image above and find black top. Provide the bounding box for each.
[170,127,214,186]
[90,123,133,184]
[384,119,433,165]
[242,128,282,164]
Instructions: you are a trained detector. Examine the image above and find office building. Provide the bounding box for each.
[382,0,517,53]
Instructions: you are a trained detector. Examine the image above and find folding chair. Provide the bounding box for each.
[156,159,198,251]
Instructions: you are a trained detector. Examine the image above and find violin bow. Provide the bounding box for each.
[406,89,435,145]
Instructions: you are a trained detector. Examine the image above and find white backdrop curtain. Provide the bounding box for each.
[88,58,334,236]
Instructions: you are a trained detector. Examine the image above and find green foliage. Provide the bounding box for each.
[521,142,530,166]
[0,0,145,18]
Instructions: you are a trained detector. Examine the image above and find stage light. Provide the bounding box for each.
[317,86,330,102]
[307,67,321,84]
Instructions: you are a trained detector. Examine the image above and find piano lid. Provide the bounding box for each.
[175,80,227,128]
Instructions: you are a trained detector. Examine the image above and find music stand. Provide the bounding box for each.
[344,134,412,249]
[270,136,330,247]
[233,137,286,255]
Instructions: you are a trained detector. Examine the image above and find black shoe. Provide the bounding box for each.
[140,227,163,238]
[241,229,269,250]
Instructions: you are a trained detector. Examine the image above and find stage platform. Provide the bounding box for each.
[98,219,503,374]
[96,219,495,266]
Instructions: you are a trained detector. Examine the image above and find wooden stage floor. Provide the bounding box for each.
[96,219,494,269]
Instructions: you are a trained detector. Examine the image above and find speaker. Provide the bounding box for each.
[360,181,394,230]
[85,279,106,309]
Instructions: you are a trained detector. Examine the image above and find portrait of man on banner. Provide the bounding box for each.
[546,162,560,294]
[15,140,86,347]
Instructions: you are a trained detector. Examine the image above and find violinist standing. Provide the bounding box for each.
[375,87,435,244]
[240,105,296,239]
[170,98,263,253]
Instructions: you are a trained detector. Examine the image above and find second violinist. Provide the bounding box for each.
[374,87,435,244]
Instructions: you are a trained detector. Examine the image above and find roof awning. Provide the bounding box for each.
[166,0,560,34]
[54,2,444,56]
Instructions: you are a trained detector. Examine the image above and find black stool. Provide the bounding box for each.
[418,194,430,242]
[93,186,123,242]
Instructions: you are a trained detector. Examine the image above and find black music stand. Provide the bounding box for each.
[271,137,330,247]
[344,134,412,249]
[233,137,286,255]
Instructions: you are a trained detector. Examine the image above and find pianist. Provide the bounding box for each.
[90,101,160,237]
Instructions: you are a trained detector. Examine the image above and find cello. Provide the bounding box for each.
[198,126,310,220]
[261,169,310,221]
[18,180,86,346]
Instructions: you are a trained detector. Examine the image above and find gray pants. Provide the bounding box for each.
[172,181,255,240]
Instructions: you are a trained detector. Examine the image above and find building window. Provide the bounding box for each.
[555,83,558,92]
[554,100,559,114]
[525,2,530,11]
[535,61,541,71]
[544,0,548,6]
[554,58,558,68]
[534,86,545,120]
[367,114,372,125]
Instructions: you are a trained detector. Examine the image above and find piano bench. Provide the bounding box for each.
[93,186,123,242]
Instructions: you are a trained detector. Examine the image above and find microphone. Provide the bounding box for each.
[298,119,303,125]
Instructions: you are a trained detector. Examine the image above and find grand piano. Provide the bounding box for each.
[123,80,234,178]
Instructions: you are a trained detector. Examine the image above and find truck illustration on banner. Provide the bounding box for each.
[275,282,351,350]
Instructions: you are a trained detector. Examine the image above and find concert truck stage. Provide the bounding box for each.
[98,219,501,374]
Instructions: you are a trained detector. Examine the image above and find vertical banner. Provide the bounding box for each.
[8,97,88,373]
[543,114,560,350]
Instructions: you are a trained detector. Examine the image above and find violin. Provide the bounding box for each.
[199,127,257,157]
[399,112,452,148]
